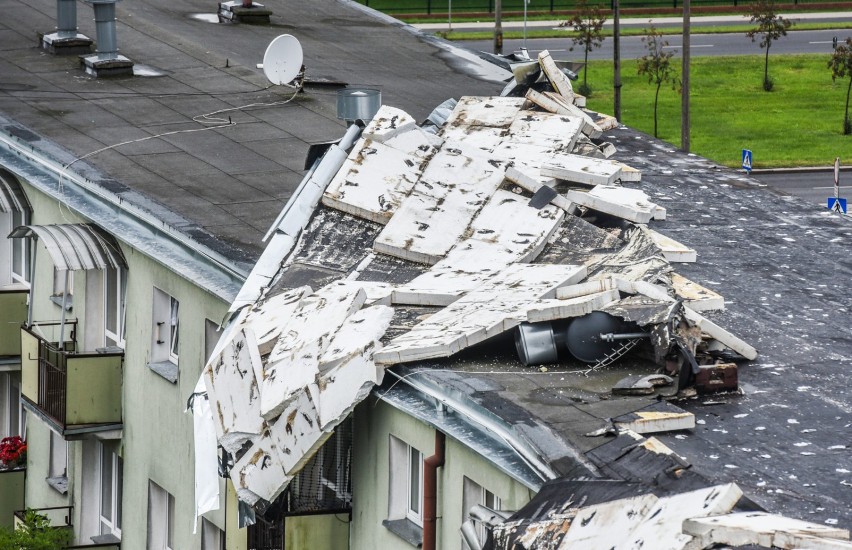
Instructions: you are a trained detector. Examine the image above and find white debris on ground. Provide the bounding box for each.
[195,50,759,511]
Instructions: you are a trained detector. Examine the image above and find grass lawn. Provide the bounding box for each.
[578,54,850,168]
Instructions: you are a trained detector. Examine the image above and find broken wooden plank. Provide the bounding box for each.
[671,273,725,312]
[505,166,574,212]
[203,328,265,452]
[555,277,617,300]
[622,483,744,550]
[565,185,661,223]
[526,289,620,323]
[541,155,623,187]
[541,92,602,139]
[443,96,527,128]
[261,284,368,420]
[538,50,575,101]
[683,307,758,360]
[373,144,508,264]
[613,401,696,434]
[683,512,851,550]
[376,264,586,364]
[322,137,425,224]
[361,105,417,142]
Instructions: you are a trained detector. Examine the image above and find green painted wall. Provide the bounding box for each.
[0,469,25,529]
[0,290,27,356]
[350,400,532,550]
[285,514,351,549]
[14,176,233,548]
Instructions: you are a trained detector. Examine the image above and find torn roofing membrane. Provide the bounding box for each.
[200,50,759,511]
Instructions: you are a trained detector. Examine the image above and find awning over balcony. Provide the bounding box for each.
[8,223,127,271]
[0,168,31,213]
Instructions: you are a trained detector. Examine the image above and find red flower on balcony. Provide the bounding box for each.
[0,435,26,469]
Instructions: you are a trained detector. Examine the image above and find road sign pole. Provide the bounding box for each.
[835,157,840,200]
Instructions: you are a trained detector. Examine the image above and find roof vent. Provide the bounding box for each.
[81,0,134,77]
[337,89,381,125]
[41,0,94,55]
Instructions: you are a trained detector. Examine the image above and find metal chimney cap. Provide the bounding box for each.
[337,88,381,123]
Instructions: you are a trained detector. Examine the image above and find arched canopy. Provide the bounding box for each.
[0,168,31,213]
[8,223,127,271]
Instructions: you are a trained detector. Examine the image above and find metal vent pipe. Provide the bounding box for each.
[90,0,119,59]
[57,0,78,37]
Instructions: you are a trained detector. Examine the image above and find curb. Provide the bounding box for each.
[750,166,851,174]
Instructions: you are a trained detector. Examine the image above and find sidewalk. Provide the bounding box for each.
[412,10,852,31]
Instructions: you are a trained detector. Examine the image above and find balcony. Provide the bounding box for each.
[0,287,28,358]
[0,467,25,529]
[21,321,123,437]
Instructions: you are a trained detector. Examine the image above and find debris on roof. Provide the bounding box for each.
[201,50,759,510]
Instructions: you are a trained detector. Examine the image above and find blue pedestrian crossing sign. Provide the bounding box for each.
[742,149,753,173]
[828,197,847,214]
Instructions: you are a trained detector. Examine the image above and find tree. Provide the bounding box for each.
[637,25,679,139]
[567,0,607,97]
[746,0,792,91]
[0,509,73,550]
[829,37,852,135]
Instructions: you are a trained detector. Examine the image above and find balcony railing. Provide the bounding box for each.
[0,287,28,357]
[14,505,73,531]
[0,467,25,529]
[21,321,123,436]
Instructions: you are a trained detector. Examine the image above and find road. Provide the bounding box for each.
[458,28,847,59]
[752,169,850,209]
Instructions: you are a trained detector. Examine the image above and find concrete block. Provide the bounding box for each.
[565,185,660,224]
[542,155,623,187]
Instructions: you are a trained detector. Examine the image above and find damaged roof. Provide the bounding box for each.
[198,49,852,539]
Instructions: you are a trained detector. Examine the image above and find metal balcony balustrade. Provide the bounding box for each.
[20,320,123,436]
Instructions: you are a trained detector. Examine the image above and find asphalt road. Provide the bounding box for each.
[459,28,847,59]
[752,170,850,209]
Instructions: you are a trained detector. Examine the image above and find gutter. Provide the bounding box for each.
[386,369,561,483]
[423,431,445,550]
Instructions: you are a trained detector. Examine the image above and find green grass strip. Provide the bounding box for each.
[576,54,850,167]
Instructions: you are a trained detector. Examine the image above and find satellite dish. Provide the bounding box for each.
[262,34,303,85]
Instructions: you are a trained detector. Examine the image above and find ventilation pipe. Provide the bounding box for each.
[90,0,119,60]
[42,0,93,55]
[423,431,446,550]
[56,0,78,37]
[81,0,133,76]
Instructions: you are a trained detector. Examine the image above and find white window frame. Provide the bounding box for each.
[0,372,25,439]
[151,288,180,365]
[98,442,122,539]
[52,267,73,298]
[462,477,502,547]
[49,429,67,479]
[10,209,30,286]
[147,480,175,550]
[104,268,126,348]
[406,445,424,526]
[388,435,425,528]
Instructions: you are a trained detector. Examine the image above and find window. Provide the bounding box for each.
[98,442,122,539]
[50,268,73,310]
[462,477,502,548]
[201,518,224,550]
[150,288,180,383]
[104,268,126,348]
[10,210,30,285]
[48,429,68,493]
[388,435,424,525]
[407,446,423,526]
[0,372,25,439]
[147,481,175,550]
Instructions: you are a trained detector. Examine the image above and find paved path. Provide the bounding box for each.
[459,28,847,59]
[414,10,852,31]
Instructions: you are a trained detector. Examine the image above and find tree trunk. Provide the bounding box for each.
[763,41,771,88]
[584,46,589,86]
[845,76,852,134]
[654,82,661,137]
